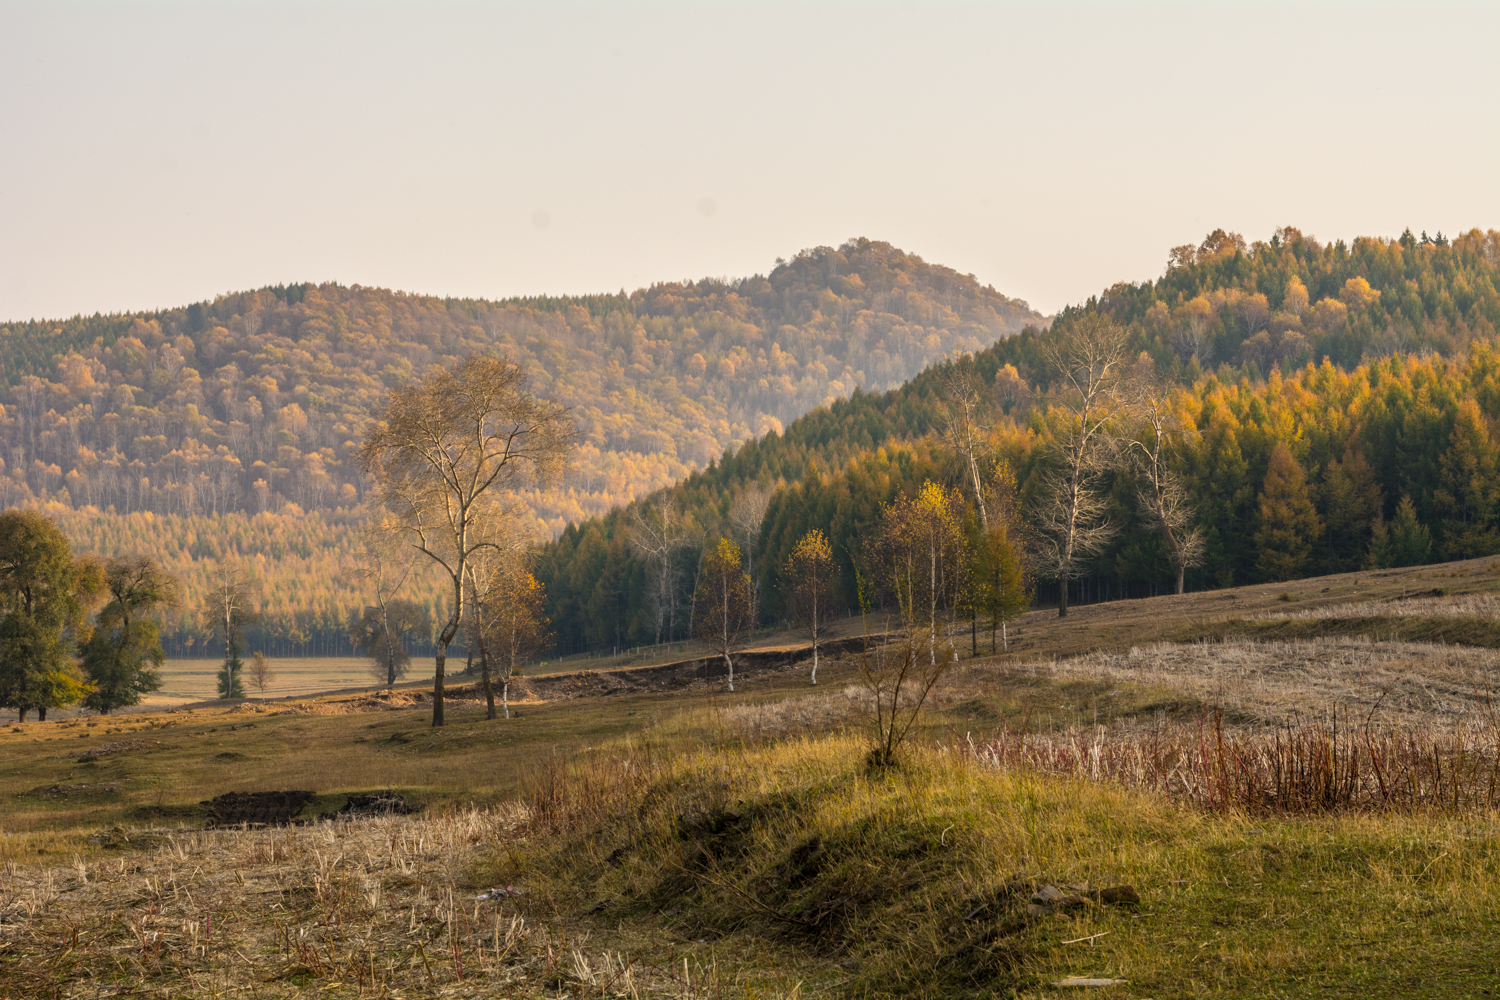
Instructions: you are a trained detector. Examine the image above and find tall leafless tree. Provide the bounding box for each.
[628,494,687,644]
[1127,370,1205,594]
[200,559,260,698]
[359,355,575,727]
[939,355,991,530]
[729,484,774,605]
[346,518,425,686]
[1033,315,1130,616]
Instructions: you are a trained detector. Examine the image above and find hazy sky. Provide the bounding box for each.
[2,1,1496,323]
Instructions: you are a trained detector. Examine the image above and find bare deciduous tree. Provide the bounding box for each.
[692,537,754,692]
[346,519,427,686]
[1033,315,1130,616]
[467,552,549,720]
[200,560,260,698]
[248,650,274,701]
[349,599,427,687]
[784,528,834,685]
[729,484,774,604]
[628,494,687,644]
[852,565,949,771]
[939,355,991,530]
[359,354,575,727]
[1127,369,1205,594]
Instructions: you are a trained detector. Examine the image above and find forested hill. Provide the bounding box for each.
[0,238,1042,533]
[536,226,1500,655]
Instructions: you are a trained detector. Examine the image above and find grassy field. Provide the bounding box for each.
[4,556,1500,996]
[152,656,380,706]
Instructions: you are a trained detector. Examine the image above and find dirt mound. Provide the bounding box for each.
[203,790,315,827]
[337,791,418,818]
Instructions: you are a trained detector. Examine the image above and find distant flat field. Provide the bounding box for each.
[148,657,381,708]
[144,652,621,712]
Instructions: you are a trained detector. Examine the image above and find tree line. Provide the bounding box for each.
[535,226,1500,648]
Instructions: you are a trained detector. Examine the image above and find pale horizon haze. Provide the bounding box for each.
[2,1,1497,323]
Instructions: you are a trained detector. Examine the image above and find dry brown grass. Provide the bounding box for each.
[7,556,1500,996]
[1017,637,1500,732]
[1253,591,1500,621]
[0,805,795,999]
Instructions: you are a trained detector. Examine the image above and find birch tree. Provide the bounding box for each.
[628,495,686,644]
[201,560,259,699]
[359,354,574,727]
[1127,372,1204,594]
[692,538,754,692]
[972,462,1032,653]
[879,482,969,665]
[784,528,834,685]
[939,356,991,530]
[1033,316,1129,616]
[729,484,774,604]
[468,553,549,719]
[347,521,425,686]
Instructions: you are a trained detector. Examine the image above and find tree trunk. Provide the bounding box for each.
[1176,564,1186,595]
[503,676,510,720]
[480,646,496,720]
[724,650,734,692]
[810,640,818,686]
[38,707,47,722]
[1058,578,1070,617]
[17,708,26,723]
[432,645,447,727]
[928,545,938,665]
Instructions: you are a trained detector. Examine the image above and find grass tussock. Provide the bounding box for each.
[512,733,1500,997]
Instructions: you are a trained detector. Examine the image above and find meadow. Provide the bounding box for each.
[4,556,1500,997]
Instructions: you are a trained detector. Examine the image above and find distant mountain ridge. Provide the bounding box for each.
[0,238,1044,534]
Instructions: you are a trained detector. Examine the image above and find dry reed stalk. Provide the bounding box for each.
[967,709,1500,814]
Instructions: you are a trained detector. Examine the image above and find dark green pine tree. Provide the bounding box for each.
[218,640,246,699]
[1387,495,1432,567]
[1254,442,1323,582]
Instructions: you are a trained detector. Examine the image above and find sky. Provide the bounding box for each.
[2,1,1497,323]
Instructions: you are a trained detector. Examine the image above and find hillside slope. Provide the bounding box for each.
[0,239,1043,534]
[537,226,1500,653]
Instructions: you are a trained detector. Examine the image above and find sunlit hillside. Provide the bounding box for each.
[0,238,1043,536]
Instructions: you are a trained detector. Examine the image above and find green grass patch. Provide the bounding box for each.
[509,733,1500,998]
